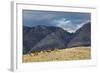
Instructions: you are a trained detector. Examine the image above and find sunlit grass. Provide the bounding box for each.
[22,46,91,63]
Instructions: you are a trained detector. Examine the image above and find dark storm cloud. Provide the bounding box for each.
[23,10,91,32]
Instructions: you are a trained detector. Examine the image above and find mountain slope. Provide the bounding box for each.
[23,22,91,54]
[28,28,72,53]
[67,22,91,47]
[23,25,72,54]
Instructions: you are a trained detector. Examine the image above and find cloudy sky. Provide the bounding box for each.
[23,10,91,33]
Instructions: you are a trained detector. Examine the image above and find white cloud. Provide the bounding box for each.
[76,20,90,30]
[53,18,77,33]
[53,18,90,33]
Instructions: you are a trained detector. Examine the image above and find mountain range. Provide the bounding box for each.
[23,22,91,54]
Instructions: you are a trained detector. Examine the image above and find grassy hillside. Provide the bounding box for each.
[22,47,91,63]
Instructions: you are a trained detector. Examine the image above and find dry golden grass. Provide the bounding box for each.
[22,46,91,63]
